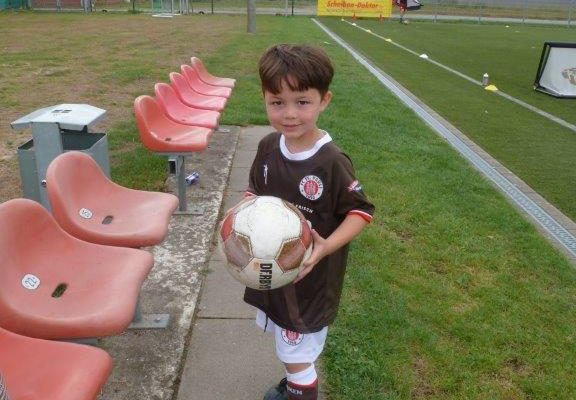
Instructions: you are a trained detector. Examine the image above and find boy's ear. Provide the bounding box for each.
[320,91,333,109]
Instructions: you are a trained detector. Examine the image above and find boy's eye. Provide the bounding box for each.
[297,100,311,106]
[269,100,282,106]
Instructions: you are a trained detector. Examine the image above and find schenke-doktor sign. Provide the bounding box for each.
[317,0,392,18]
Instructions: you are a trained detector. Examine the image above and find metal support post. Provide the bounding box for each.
[176,155,187,211]
[169,155,204,215]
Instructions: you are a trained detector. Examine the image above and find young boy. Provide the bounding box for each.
[244,44,375,400]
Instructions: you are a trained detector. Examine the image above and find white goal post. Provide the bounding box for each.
[534,41,576,99]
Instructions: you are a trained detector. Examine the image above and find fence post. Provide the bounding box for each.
[247,0,256,33]
[434,0,438,23]
[569,0,575,28]
[522,0,527,24]
[477,0,481,24]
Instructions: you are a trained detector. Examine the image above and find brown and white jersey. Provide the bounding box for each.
[244,131,375,333]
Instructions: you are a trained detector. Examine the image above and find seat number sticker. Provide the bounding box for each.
[79,208,93,219]
[22,274,41,290]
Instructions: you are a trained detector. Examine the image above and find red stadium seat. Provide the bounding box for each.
[154,82,220,129]
[134,95,213,213]
[180,64,232,98]
[0,198,153,340]
[134,95,212,153]
[46,151,179,248]
[190,57,236,88]
[0,327,112,400]
[169,72,227,112]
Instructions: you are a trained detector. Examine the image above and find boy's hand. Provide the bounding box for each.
[294,229,328,283]
[293,214,370,284]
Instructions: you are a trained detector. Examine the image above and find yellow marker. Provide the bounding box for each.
[484,85,498,92]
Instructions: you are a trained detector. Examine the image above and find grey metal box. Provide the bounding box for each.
[12,104,109,210]
[17,131,110,203]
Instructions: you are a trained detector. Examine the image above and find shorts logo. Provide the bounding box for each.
[299,175,323,201]
[281,329,304,346]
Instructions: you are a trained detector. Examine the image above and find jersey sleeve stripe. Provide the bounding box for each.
[347,210,373,223]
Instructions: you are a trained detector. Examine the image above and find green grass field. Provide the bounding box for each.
[1,13,575,399]
[319,17,576,222]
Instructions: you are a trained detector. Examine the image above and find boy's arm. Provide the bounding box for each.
[294,214,369,283]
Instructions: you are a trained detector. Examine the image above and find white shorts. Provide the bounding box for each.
[256,309,328,365]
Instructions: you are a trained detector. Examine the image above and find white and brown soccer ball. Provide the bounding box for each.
[219,196,313,290]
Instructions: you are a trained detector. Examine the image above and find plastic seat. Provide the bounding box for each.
[0,327,112,400]
[46,151,179,248]
[134,95,213,153]
[0,198,153,340]
[190,57,236,88]
[134,95,213,212]
[170,72,228,112]
[180,64,232,98]
[154,82,221,129]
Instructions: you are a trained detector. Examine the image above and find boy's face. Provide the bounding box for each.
[264,80,332,144]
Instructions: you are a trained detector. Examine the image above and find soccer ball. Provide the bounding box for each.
[219,196,313,290]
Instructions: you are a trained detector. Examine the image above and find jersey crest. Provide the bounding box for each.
[299,175,324,200]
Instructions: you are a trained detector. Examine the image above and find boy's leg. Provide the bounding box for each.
[285,363,318,400]
[274,327,326,400]
[256,310,326,400]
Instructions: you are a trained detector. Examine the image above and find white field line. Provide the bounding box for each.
[340,19,576,134]
[312,18,576,259]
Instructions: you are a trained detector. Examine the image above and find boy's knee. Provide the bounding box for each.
[284,362,311,374]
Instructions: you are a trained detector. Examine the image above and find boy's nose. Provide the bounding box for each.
[283,105,297,118]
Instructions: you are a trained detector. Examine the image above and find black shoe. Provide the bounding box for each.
[263,377,288,400]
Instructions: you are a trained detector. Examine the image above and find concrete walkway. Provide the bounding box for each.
[175,125,284,400]
[100,126,240,400]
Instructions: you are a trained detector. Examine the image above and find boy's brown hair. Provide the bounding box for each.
[258,44,334,97]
